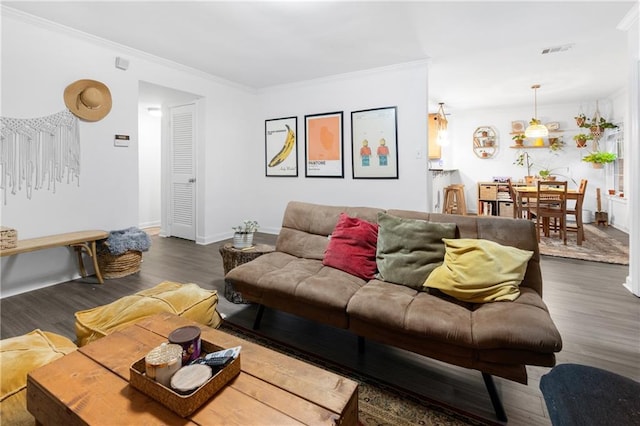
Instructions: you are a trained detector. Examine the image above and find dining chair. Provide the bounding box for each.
[506,179,519,218]
[566,179,588,245]
[510,179,536,219]
[529,180,568,244]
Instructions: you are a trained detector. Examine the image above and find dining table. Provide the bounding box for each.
[513,185,583,244]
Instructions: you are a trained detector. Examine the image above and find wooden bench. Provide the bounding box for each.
[0,230,109,284]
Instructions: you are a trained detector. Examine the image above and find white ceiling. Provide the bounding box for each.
[3,1,636,112]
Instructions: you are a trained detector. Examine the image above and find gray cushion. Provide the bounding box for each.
[376,212,456,289]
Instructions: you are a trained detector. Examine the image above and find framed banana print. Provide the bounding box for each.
[265,116,298,177]
[305,111,344,178]
[351,106,398,179]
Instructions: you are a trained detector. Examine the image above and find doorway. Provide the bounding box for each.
[138,81,201,240]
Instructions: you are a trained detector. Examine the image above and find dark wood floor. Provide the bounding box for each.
[1,228,638,425]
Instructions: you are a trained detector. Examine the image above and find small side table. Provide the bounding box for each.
[219,243,275,303]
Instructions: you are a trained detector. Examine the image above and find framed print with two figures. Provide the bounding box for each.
[351,106,398,179]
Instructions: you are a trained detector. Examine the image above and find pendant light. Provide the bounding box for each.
[436,102,449,146]
[524,84,548,138]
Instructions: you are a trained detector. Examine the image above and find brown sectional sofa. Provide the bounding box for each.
[225,201,563,421]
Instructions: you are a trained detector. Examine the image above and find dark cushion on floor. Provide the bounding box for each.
[540,363,640,426]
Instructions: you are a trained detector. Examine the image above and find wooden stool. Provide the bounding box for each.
[443,184,467,215]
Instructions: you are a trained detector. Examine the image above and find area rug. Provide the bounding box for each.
[220,322,498,426]
[538,224,629,265]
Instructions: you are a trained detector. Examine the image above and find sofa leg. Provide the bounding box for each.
[253,304,265,330]
[357,336,365,354]
[482,372,508,422]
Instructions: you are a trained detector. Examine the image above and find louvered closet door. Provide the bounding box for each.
[169,104,196,240]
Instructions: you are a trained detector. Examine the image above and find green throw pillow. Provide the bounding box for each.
[376,212,456,289]
[424,238,534,303]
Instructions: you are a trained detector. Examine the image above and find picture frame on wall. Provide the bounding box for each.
[304,111,344,178]
[265,116,298,177]
[351,106,398,179]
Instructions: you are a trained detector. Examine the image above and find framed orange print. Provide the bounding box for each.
[304,111,343,178]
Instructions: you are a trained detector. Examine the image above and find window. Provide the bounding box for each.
[606,123,624,194]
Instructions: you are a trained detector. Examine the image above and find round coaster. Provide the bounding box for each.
[170,364,212,393]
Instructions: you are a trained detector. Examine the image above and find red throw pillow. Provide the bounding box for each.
[323,213,379,280]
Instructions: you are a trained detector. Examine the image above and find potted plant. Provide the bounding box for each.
[576,115,618,137]
[538,168,555,180]
[548,136,564,152]
[574,113,587,127]
[232,219,260,248]
[514,151,535,184]
[512,133,526,147]
[573,133,592,148]
[588,117,618,138]
[582,151,617,169]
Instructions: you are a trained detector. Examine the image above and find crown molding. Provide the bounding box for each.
[0,5,255,94]
[257,59,429,94]
[617,2,639,31]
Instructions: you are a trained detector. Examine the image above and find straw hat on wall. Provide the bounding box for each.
[64,79,112,122]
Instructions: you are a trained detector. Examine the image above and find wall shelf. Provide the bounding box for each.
[473,126,497,159]
[510,130,564,135]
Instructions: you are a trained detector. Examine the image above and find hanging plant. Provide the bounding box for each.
[574,114,587,127]
[582,151,617,168]
[548,136,564,152]
[573,133,592,148]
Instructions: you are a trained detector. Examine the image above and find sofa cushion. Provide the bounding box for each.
[347,280,474,346]
[75,281,222,346]
[425,238,533,303]
[323,213,378,280]
[472,287,563,353]
[1,330,77,426]
[376,212,456,289]
[276,201,384,260]
[228,253,365,310]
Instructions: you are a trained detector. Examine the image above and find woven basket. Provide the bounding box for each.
[97,250,142,279]
[0,226,17,249]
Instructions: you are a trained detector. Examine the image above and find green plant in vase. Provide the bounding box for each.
[536,162,577,184]
[231,219,260,248]
[514,151,534,183]
[576,113,618,138]
[573,133,592,148]
[538,168,554,179]
[512,134,526,146]
[574,114,587,127]
[582,151,617,169]
[548,136,564,152]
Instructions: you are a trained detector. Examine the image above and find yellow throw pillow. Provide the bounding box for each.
[424,238,533,303]
[1,330,77,425]
[75,281,223,346]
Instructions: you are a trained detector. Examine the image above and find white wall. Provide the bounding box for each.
[441,101,625,218]
[247,62,430,234]
[138,108,161,229]
[0,10,255,296]
[1,11,429,295]
[3,7,633,297]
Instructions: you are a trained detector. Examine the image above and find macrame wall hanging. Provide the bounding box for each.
[0,109,80,204]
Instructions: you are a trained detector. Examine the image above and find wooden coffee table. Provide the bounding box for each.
[27,312,358,425]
